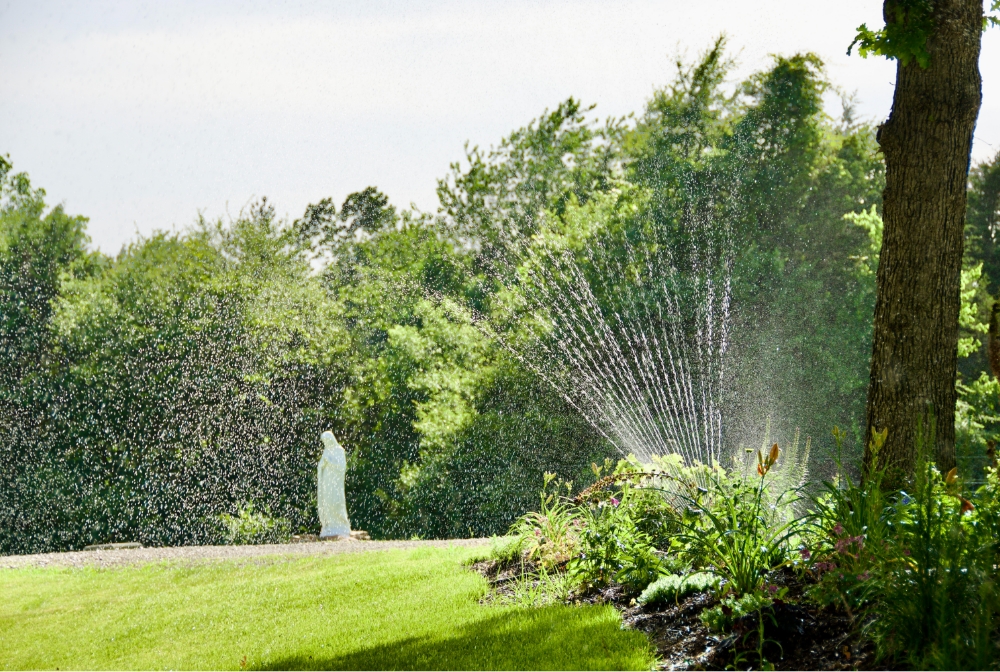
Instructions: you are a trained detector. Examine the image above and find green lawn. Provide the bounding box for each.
[0,546,654,670]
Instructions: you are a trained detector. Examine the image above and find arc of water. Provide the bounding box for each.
[479,319,631,455]
[613,240,705,463]
[656,273,709,462]
[534,254,671,455]
[600,256,694,462]
[519,258,664,454]
[552,254,678,457]
[478,196,736,470]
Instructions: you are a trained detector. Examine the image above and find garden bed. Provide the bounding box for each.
[474,559,883,670]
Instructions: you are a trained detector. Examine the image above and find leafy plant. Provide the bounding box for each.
[731,597,785,672]
[568,498,664,593]
[804,426,890,614]
[699,591,773,633]
[675,443,803,595]
[730,421,812,501]
[638,572,719,608]
[507,472,582,570]
[218,503,291,546]
[494,565,576,608]
[580,458,686,549]
[866,422,1000,670]
[955,372,1000,483]
[848,0,936,68]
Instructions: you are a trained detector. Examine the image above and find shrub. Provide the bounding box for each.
[601,458,684,548]
[802,427,890,614]
[218,503,291,545]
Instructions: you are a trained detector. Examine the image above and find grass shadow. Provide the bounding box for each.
[254,604,653,671]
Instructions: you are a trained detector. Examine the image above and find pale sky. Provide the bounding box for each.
[2,1,999,253]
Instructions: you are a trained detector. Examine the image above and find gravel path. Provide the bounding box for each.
[0,538,492,570]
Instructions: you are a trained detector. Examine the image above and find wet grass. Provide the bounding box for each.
[0,546,654,670]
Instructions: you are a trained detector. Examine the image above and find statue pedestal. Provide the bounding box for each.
[319,530,370,542]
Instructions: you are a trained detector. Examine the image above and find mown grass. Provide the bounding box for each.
[0,546,654,670]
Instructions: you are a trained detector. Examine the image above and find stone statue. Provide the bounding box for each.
[318,431,351,538]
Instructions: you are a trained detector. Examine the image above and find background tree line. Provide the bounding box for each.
[2,41,998,554]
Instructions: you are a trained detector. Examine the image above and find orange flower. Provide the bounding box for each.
[767,443,780,467]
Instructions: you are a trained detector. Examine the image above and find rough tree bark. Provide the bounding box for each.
[864,0,983,483]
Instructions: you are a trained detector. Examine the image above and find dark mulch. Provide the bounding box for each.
[472,561,888,671]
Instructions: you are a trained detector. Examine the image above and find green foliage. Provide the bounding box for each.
[990,0,1000,29]
[507,472,582,570]
[500,454,806,604]
[844,205,883,278]
[850,0,1000,64]
[675,448,804,595]
[799,421,1000,669]
[957,263,990,358]
[568,498,664,594]
[637,572,719,608]
[699,591,774,633]
[966,152,1000,294]
[609,460,685,550]
[953,150,1000,485]
[953,258,995,481]
[488,535,527,566]
[437,97,621,262]
[323,177,609,540]
[218,502,292,546]
[500,464,689,597]
[824,426,889,540]
[0,157,91,383]
[493,565,578,609]
[1,197,349,553]
[842,204,997,480]
[849,0,935,67]
[866,434,1000,669]
[956,373,1000,482]
[628,44,884,456]
[2,39,891,553]
[804,427,889,613]
[295,186,397,253]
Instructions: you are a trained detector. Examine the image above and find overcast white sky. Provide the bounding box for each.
[2,0,998,253]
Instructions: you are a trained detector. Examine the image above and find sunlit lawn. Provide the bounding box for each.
[0,546,654,670]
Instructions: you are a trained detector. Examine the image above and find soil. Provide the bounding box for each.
[0,537,491,570]
[473,560,887,671]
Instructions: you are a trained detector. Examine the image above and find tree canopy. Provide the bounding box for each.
[3,41,998,553]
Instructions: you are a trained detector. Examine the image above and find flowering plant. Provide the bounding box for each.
[508,472,583,569]
[673,441,805,595]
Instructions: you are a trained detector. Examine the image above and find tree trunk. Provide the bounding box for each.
[864,0,982,484]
